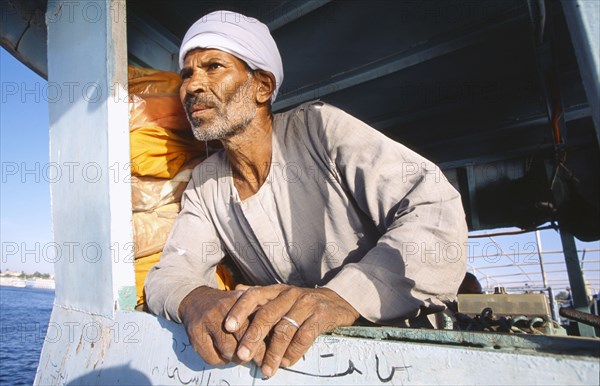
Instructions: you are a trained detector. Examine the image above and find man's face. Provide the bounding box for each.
[180,49,258,141]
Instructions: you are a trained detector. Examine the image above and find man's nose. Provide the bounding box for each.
[185,74,206,94]
[185,72,210,95]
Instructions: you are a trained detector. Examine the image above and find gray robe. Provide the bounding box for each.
[145,101,468,325]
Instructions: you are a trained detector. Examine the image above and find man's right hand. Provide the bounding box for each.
[178,286,266,366]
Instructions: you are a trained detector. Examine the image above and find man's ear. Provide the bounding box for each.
[252,70,276,104]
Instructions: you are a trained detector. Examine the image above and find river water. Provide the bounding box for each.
[0,286,54,386]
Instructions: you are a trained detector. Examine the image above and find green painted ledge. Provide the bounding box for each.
[330,326,600,358]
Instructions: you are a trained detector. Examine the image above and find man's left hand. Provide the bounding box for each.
[223,284,359,378]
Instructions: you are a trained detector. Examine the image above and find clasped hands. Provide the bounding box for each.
[178,283,360,378]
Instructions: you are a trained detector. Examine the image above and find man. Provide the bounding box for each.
[145,10,467,378]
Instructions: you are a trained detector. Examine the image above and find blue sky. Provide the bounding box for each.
[1,47,54,275]
[0,46,598,294]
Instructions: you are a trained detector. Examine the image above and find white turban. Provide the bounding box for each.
[179,10,284,101]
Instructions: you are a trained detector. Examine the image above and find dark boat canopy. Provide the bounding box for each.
[2,0,599,239]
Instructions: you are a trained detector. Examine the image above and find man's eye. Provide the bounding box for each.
[180,69,192,80]
[207,63,223,70]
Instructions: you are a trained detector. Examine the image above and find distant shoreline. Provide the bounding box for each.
[0,277,55,290]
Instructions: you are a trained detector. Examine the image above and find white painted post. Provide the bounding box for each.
[46,0,134,316]
[562,0,600,145]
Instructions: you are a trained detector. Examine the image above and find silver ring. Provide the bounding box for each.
[281,316,300,329]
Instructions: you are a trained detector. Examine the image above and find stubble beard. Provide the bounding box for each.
[184,74,257,142]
